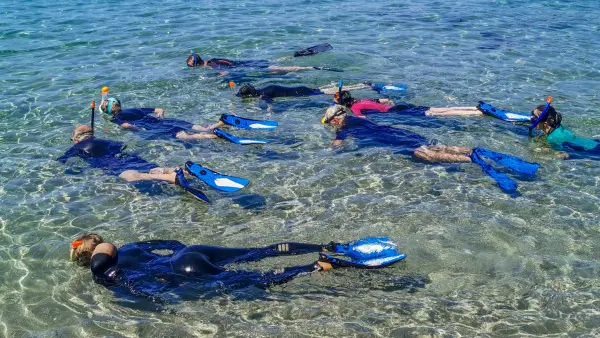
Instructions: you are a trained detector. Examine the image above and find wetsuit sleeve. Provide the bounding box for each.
[56,147,79,163]
[335,129,349,141]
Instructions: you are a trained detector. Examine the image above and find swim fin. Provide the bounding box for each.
[175,168,210,203]
[477,101,532,122]
[220,114,278,130]
[185,161,249,192]
[312,66,343,72]
[370,83,408,95]
[473,148,540,176]
[294,43,333,57]
[470,150,518,193]
[320,237,406,269]
[213,128,269,145]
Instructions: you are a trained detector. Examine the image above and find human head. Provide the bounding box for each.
[531,105,562,133]
[186,51,204,67]
[333,90,354,107]
[237,84,260,98]
[321,105,347,125]
[100,98,121,116]
[70,233,104,265]
[72,125,94,143]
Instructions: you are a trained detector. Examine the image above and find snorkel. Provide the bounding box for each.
[529,96,553,131]
[90,100,95,132]
[105,98,121,115]
[189,50,200,68]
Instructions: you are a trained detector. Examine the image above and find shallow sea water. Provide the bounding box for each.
[1,0,600,336]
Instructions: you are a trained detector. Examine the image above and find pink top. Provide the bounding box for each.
[350,100,393,117]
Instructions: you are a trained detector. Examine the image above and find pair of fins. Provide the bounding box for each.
[213,114,278,145]
[175,161,250,203]
[320,237,406,269]
[369,83,408,95]
[470,147,540,194]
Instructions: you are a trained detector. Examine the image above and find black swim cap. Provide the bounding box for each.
[237,84,260,98]
[534,105,562,129]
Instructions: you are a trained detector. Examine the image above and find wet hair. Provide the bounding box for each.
[534,104,562,129]
[72,233,104,265]
[187,54,204,67]
[237,84,260,98]
[72,125,94,142]
[334,90,355,107]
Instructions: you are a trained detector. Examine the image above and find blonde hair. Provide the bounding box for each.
[71,233,104,265]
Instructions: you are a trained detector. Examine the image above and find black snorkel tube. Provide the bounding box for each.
[90,100,95,132]
[529,96,552,136]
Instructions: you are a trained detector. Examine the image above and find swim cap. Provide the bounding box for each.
[237,84,260,98]
[103,98,121,115]
[322,105,347,124]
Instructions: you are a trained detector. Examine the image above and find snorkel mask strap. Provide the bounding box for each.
[190,50,199,67]
[106,98,120,115]
[529,96,553,130]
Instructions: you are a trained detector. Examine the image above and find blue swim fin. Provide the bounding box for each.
[213,128,269,145]
[370,83,408,95]
[477,101,532,122]
[175,168,210,203]
[220,114,278,130]
[185,161,249,192]
[473,148,540,176]
[294,43,333,57]
[471,151,518,193]
[321,237,406,269]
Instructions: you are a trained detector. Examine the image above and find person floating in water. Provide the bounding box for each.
[321,105,540,193]
[99,90,271,145]
[57,125,237,202]
[69,233,409,302]
[332,90,483,118]
[235,83,405,101]
[186,43,340,74]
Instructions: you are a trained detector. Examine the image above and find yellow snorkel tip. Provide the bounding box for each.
[321,117,327,124]
[101,86,110,96]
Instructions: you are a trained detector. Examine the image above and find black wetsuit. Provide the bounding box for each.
[90,240,326,302]
[254,85,323,100]
[335,116,428,156]
[57,138,156,176]
[205,58,270,70]
[110,108,195,140]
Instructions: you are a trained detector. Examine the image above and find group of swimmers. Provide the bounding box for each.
[65,43,600,304]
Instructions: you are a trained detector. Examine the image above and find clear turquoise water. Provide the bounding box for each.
[1,0,600,336]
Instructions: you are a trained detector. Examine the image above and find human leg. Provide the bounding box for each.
[175,131,218,141]
[119,170,176,183]
[414,145,473,163]
[425,107,483,117]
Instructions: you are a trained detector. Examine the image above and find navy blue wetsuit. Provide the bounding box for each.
[256,85,323,99]
[206,58,270,70]
[110,108,195,140]
[90,240,325,302]
[57,138,156,176]
[336,116,428,156]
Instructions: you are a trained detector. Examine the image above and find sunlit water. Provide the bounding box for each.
[1,0,600,336]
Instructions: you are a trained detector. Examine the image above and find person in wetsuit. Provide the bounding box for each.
[332,90,483,118]
[530,105,600,160]
[58,125,193,185]
[100,98,226,142]
[69,233,344,301]
[321,105,476,162]
[235,83,395,101]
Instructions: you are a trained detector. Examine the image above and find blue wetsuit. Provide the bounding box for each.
[336,116,428,156]
[57,138,156,176]
[90,240,326,302]
[110,108,195,140]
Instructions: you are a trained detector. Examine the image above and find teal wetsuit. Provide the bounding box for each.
[546,125,600,159]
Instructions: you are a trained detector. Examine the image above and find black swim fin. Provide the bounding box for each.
[294,43,333,57]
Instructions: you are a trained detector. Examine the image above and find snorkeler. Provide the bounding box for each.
[99,89,272,145]
[186,43,340,73]
[69,233,408,302]
[321,105,540,193]
[235,82,406,101]
[57,125,248,202]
